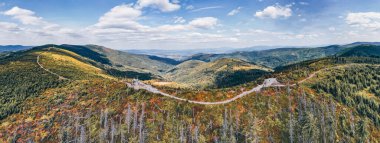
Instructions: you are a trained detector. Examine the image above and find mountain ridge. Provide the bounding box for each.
[1,43,380,142]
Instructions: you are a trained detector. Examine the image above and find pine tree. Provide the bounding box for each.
[300,112,313,142]
[356,119,369,143]
[349,112,356,137]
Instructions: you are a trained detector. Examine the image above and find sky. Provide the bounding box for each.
[0,0,380,50]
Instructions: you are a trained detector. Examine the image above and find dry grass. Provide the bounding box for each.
[37,49,115,80]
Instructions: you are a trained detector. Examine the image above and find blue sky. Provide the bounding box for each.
[0,0,380,50]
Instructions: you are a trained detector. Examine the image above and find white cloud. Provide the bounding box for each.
[3,4,345,49]
[136,0,180,12]
[102,4,142,20]
[190,6,223,12]
[185,5,194,10]
[156,17,218,32]
[0,22,20,31]
[87,3,222,47]
[346,12,380,30]
[188,17,218,29]
[173,16,186,24]
[255,5,292,19]
[92,4,148,31]
[3,6,45,25]
[0,5,235,49]
[227,7,242,16]
[2,6,81,39]
[90,3,219,33]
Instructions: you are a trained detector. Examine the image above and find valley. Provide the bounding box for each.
[1,1,380,142]
[1,43,380,142]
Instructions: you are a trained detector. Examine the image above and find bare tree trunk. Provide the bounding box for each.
[329,100,336,143]
[222,108,228,140]
[180,125,184,143]
[139,103,145,143]
[320,101,327,143]
[288,95,294,143]
[350,111,355,137]
[194,125,199,143]
[75,115,80,143]
[297,95,304,143]
[104,111,109,141]
[111,119,116,143]
[126,104,132,134]
[120,116,125,143]
[79,126,86,143]
[133,105,139,136]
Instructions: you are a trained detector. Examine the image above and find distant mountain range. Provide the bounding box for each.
[184,42,380,68]
[126,45,292,60]
[185,45,343,68]
[0,45,32,52]
[1,42,380,142]
[1,42,380,86]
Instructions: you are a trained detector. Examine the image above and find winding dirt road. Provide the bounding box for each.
[37,53,357,105]
[127,66,338,105]
[131,63,380,105]
[126,74,319,105]
[37,55,69,80]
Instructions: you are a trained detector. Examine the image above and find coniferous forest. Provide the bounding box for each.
[1,44,380,142]
[2,0,380,142]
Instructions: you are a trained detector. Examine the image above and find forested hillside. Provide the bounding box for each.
[163,58,271,88]
[2,74,380,142]
[338,45,380,58]
[0,50,65,120]
[0,44,380,142]
[313,65,380,127]
[87,45,177,74]
[186,45,344,68]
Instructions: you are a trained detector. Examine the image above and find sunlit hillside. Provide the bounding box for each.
[164,58,271,88]
[0,44,380,142]
[1,0,380,142]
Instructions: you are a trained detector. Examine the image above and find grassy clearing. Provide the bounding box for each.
[37,49,115,80]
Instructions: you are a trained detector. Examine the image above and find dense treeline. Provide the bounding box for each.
[189,45,343,68]
[313,65,380,127]
[275,56,380,82]
[105,68,154,80]
[147,55,181,65]
[2,78,378,142]
[338,45,380,58]
[215,69,267,88]
[0,52,64,120]
[1,47,380,142]
[7,95,373,142]
[56,44,111,65]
